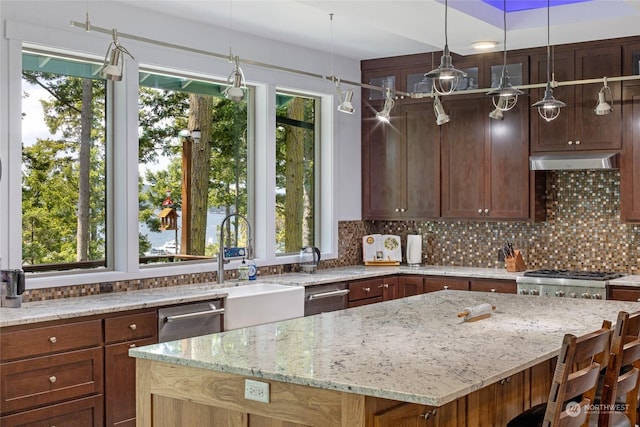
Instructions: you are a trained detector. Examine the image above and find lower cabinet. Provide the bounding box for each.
[469,278,517,294]
[398,275,424,297]
[608,286,640,301]
[423,276,470,293]
[467,371,525,426]
[0,394,104,427]
[348,277,385,307]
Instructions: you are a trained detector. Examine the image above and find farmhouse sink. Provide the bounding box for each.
[223,283,304,330]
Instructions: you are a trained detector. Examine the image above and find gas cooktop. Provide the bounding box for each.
[523,269,625,281]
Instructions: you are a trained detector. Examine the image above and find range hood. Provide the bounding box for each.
[529,153,620,170]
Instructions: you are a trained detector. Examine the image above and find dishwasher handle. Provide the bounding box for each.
[164,307,225,323]
[307,289,349,301]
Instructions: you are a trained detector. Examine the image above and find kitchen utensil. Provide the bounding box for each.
[299,246,321,273]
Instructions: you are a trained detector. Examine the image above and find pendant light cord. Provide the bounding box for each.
[546,0,551,84]
[502,0,507,69]
[444,0,449,48]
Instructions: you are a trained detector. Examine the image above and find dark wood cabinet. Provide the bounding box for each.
[423,276,470,293]
[530,45,622,152]
[0,395,104,427]
[348,277,385,307]
[398,275,424,297]
[104,310,157,427]
[362,100,440,220]
[469,278,517,294]
[381,276,399,301]
[621,81,640,222]
[608,286,640,301]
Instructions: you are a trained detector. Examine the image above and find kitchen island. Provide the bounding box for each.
[130,291,640,426]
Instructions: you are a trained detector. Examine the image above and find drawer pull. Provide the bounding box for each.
[444,286,449,290]
[49,376,57,383]
[129,324,137,330]
[49,337,57,344]
[130,344,137,348]
[364,287,371,293]
[491,288,496,293]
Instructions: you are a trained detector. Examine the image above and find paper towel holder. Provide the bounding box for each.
[406,234,422,267]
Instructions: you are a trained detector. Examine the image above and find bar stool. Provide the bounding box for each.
[589,310,640,427]
[507,321,612,427]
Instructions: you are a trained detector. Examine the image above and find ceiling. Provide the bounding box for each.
[115,0,640,60]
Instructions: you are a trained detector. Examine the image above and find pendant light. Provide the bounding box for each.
[532,0,566,122]
[486,0,523,111]
[424,0,467,95]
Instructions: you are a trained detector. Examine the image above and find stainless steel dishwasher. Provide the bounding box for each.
[304,282,349,316]
[157,299,225,342]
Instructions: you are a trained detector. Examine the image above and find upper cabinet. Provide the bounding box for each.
[621,42,640,222]
[530,45,622,152]
[441,54,536,221]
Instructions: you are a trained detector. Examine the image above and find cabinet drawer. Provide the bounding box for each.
[0,319,102,362]
[105,311,157,344]
[469,279,516,294]
[423,277,470,292]
[348,296,384,308]
[608,286,640,301]
[348,278,384,301]
[1,347,103,414]
[0,394,103,427]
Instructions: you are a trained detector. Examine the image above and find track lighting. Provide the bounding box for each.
[433,94,449,126]
[594,77,613,116]
[532,0,565,122]
[424,0,467,95]
[100,29,134,81]
[336,80,355,114]
[486,0,523,111]
[225,52,246,102]
[376,89,394,123]
[489,97,508,120]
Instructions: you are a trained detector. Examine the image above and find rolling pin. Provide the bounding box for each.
[457,303,496,322]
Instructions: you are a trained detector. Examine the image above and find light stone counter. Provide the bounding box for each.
[129,290,640,407]
[0,266,519,328]
[609,275,640,287]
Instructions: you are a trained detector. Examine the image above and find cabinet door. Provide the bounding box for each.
[423,277,469,293]
[398,276,424,298]
[574,45,622,150]
[381,276,399,301]
[362,106,406,219]
[487,98,530,219]
[403,102,441,219]
[530,50,576,152]
[441,96,489,219]
[105,337,157,427]
[621,82,640,222]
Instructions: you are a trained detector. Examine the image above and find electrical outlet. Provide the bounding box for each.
[244,379,270,403]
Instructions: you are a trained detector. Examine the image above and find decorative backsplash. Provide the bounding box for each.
[365,170,640,274]
[22,170,639,301]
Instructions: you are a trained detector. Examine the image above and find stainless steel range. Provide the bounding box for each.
[516,269,625,300]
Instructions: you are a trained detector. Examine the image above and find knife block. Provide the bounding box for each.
[505,250,526,272]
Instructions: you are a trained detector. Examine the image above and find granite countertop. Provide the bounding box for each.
[129,290,640,407]
[609,275,640,287]
[0,265,519,328]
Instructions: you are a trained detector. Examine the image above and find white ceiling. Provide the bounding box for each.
[115,0,640,60]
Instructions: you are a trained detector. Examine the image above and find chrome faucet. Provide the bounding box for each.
[217,213,253,284]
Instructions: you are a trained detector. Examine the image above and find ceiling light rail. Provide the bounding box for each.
[70,20,640,106]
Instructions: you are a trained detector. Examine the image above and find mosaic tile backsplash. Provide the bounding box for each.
[22,170,640,301]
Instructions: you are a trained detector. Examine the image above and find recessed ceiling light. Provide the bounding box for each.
[472,41,499,50]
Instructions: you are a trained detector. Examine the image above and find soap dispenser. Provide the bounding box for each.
[238,258,249,281]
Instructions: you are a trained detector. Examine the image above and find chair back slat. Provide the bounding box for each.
[543,324,612,426]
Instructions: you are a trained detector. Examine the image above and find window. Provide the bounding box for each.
[21,51,107,273]
[275,92,318,254]
[138,71,249,264]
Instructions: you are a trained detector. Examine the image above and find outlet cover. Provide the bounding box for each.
[245,379,270,403]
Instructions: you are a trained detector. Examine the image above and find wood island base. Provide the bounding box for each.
[136,358,554,427]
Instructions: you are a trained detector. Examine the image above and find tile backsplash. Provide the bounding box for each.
[22,170,640,301]
[365,170,640,274]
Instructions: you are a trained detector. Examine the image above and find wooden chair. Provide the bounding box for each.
[507,321,612,427]
[590,310,640,427]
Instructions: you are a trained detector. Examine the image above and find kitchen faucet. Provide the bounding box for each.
[217,213,253,284]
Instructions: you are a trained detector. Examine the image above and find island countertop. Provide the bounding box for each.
[129,290,640,407]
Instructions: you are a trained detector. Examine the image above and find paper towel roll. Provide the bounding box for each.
[406,235,422,266]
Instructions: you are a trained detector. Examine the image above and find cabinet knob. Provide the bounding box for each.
[478,209,483,214]
[444,285,449,290]
[491,288,496,293]
[49,376,57,383]
[575,140,581,145]
[49,337,57,344]
[378,283,389,289]
[364,287,371,293]
[568,140,573,145]
[130,344,137,348]
[400,208,406,212]
[129,324,137,331]
[484,208,489,214]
